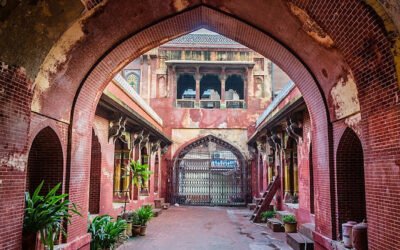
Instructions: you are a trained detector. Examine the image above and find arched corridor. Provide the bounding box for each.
[0,1,399,249]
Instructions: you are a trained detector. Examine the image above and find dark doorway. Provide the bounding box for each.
[27,127,63,195]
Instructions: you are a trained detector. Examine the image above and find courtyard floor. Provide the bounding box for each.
[118,206,293,250]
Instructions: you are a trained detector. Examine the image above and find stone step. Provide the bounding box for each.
[153,208,162,217]
[286,233,314,250]
[299,223,315,240]
[162,203,170,209]
[267,218,285,232]
[248,203,257,210]
[154,198,164,209]
[254,197,262,203]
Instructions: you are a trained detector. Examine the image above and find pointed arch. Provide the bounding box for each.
[336,128,366,236]
[27,126,63,194]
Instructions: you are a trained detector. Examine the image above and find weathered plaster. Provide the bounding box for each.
[171,129,249,158]
[0,0,84,79]
[32,22,85,113]
[287,2,334,49]
[0,153,27,172]
[172,0,190,12]
[31,2,109,113]
[345,113,362,136]
[330,72,361,120]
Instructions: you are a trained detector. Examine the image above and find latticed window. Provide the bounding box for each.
[126,71,140,93]
[204,51,211,61]
[113,138,130,201]
[167,50,182,60]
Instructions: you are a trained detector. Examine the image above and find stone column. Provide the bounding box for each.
[221,68,226,108]
[195,67,200,107]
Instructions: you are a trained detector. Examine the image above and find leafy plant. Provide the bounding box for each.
[126,160,153,188]
[24,181,81,250]
[88,215,127,250]
[131,211,140,225]
[282,215,297,224]
[136,205,154,226]
[261,210,276,222]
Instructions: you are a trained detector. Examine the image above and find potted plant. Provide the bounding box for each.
[132,205,154,236]
[88,215,127,250]
[120,211,134,237]
[23,181,81,250]
[282,215,297,233]
[131,211,141,236]
[261,210,276,223]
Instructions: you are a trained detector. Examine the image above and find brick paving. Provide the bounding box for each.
[118,206,293,250]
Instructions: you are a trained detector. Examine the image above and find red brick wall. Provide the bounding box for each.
[289,1,400,248]
[89,130,101,214]
[0,64,32,249]
[295,111,314,224]
[27,127,64,195]
[0,1,398,249]
[336,128,366,236]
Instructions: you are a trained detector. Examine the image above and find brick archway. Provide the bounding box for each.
[66,6,333,241]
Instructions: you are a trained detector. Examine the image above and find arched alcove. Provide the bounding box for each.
[89,129,101,214]
[177,74,196,100]
[27,127,63,194]
[225,74,244,100]
[200,75,221,99]
[336,128,366,236]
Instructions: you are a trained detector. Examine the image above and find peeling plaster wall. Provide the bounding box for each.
[330,72,361,120]
[0,0,84,80]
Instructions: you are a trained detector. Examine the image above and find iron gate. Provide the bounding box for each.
[168,135,249,206]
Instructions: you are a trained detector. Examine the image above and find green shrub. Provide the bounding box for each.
[131,211,140,225]
[282,215,297,224]
[261,210,276,222]
[88,215,127,250]
[24,181,81,250]
[136,205,154,226]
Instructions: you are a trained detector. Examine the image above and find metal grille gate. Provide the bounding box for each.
[168,135,248,206]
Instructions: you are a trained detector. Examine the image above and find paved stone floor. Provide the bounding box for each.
[118,206,293,250]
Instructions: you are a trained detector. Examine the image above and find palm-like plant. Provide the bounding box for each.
[24,181,81,250]
[88,215,127,250]
[127,160,153,188]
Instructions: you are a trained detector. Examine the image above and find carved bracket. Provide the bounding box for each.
[109,116,128,144]
[140,133,150,149]
[151,140,161,154]
[161,145,169,155]
[286,116,303,143]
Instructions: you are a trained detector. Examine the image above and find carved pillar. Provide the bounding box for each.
[195,67,200,103]
[221,68,226,105]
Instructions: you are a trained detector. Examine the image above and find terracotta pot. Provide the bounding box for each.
[132,225,141,236]
[22,231,37,250]
[139,225,147,236]
[22,231,45,250]
[284,222,297,233]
